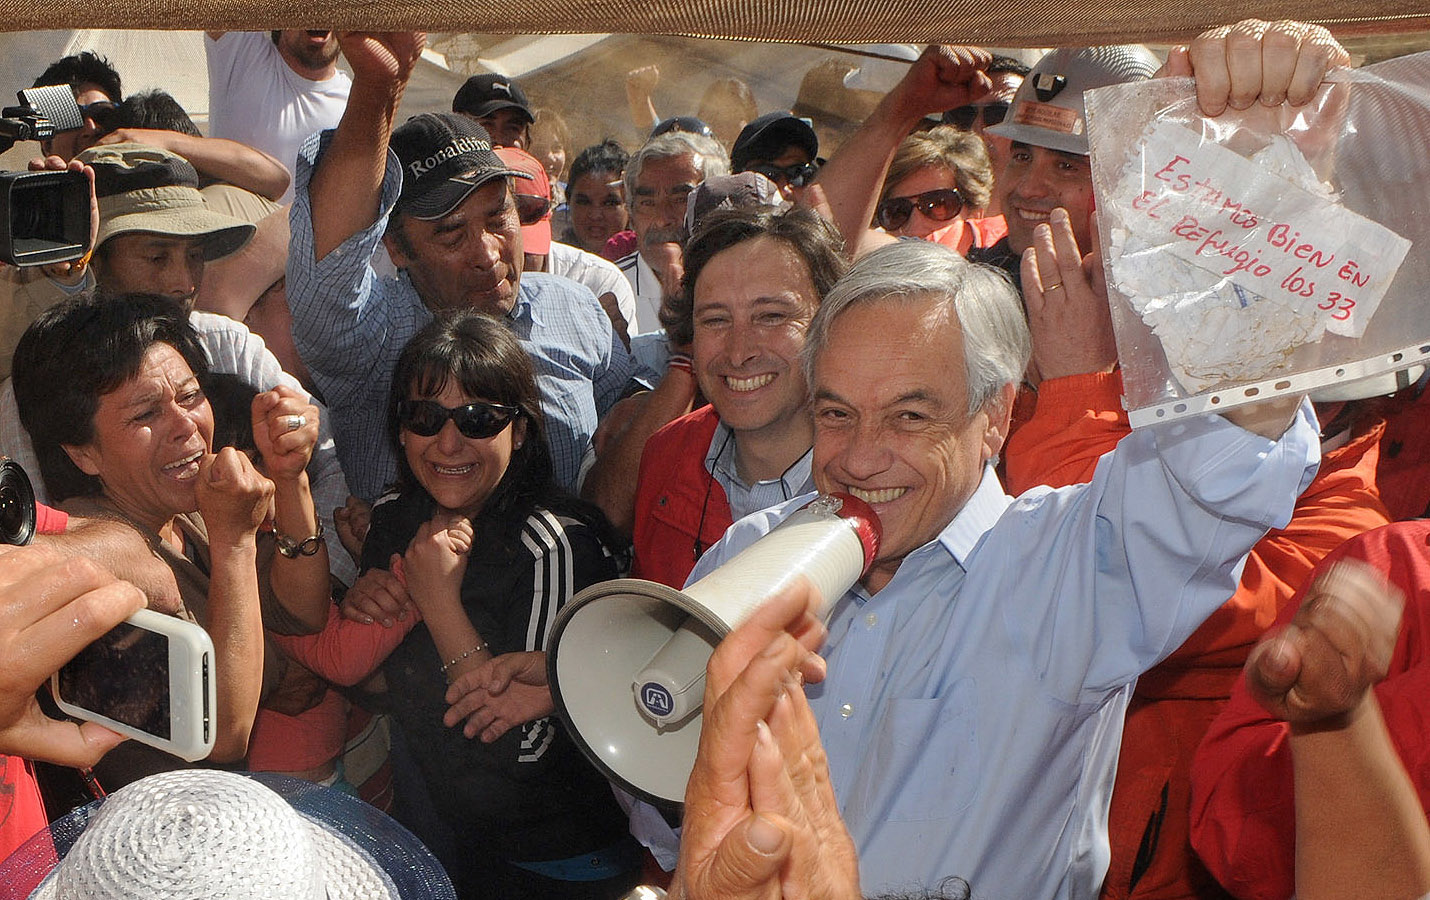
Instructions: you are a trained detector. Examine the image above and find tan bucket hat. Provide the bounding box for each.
[77,142,255,260]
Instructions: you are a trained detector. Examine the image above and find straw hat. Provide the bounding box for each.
[0,770,454,900]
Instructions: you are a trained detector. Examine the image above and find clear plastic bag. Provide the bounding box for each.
[1086,53,1430,426]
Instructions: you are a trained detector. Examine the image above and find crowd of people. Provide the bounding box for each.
[0,20,1428,900]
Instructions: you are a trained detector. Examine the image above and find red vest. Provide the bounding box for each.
[631,406,731,589]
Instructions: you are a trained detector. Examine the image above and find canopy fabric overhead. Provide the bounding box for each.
[0,1,1427,46]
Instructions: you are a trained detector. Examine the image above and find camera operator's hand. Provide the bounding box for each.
[26,156,96,285]
[0,544,145,766]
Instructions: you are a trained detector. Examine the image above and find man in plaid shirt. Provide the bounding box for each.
[287,32,648,501]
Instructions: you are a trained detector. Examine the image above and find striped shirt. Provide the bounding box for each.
[361,489,630,859]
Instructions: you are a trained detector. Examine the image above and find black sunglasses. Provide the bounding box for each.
[943,102,1010,130]
[748,161,820,188]
[79,100,121,132]
[875,188,965,232]
[513,193,551,226]
[397,399,520,439]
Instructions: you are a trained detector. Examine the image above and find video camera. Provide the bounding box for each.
[0,84,95,268]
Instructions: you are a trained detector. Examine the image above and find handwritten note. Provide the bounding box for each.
[1116,120,1409,339]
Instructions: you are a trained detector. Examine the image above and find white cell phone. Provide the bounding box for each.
[51,608,216,762]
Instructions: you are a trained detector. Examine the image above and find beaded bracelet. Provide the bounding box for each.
[440,642,488,676]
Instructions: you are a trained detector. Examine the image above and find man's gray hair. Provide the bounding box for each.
[801,241,1031,416]
[624,131,730,210]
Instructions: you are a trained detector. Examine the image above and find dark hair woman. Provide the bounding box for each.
[350,310,638,899]
[12,291,329,782]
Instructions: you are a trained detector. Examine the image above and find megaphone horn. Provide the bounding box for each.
[547,493,880,807]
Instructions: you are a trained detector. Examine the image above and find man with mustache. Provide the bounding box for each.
[615,131,729,336]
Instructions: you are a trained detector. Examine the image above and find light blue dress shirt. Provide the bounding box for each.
[704,420,815,523]
[287,131,650,501]
[633,403,1320,899]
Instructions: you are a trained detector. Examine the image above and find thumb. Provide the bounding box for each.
[14,718,128,769]
[486,657,516,694]
[1247,626,1302,698]
[1158,45,1193,78]
[701,814,791,900]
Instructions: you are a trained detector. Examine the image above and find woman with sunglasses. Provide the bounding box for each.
[351,311,640,899]
[874,125,1005,257]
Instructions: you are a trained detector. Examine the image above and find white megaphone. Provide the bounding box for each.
[547,493,880,806]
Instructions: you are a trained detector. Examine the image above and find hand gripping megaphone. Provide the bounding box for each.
[546,493,880,806]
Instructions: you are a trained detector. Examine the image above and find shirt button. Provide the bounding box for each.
[839,703,854,718]
[864,612,878,627]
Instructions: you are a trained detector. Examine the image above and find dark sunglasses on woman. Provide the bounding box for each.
[398,399,520,439]
[875,188,965,232]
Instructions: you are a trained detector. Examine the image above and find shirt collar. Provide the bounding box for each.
[509,279,537,326]
[935,464,1012,568]
[705,419,815,495]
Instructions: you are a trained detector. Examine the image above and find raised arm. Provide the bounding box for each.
[1242,560,1430,900]
[625,66,661,136]
[193,447,273,761]
[252,386,330,632]
[308,32,424,261]
[95,129,290,201]
[195,205,290,323]
[1161,18,1350,117]
[811,45,989,258]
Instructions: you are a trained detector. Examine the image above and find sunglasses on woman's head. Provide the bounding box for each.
[397,400,520,439]
[875,188,965,232]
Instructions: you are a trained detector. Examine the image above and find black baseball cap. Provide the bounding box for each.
[452,73,534,122]
[730,112,819,172]
[389,113,531,220]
